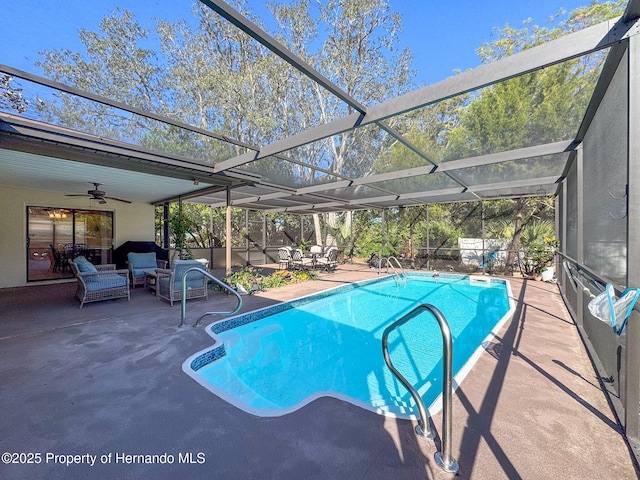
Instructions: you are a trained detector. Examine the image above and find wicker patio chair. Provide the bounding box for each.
[126,252,168,288]
[69,256,130,308]
[155,259,209,306]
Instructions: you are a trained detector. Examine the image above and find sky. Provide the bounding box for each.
[1,0,597,87]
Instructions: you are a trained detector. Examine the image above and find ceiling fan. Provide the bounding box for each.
[65,182,132,204]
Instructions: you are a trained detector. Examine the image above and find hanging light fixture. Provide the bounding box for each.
[48,209,68,219]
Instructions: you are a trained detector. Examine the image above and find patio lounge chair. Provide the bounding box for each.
[69,256,130,308]
[155,259,209,306]
[126,252,168,288]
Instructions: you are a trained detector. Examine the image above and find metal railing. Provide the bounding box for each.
[381,303,459,474]
[378,256,406,285]
[557,251,640,321]
[557,251,622,293]
[179,267,243,328]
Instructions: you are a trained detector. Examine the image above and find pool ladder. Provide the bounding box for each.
[179,267,243,328]
[382,304,459,474]
[377,256,406,286]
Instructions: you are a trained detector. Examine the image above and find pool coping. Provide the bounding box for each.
[182,273,516,419]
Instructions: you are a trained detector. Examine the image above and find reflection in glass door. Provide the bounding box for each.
[27,207,114,282]
[27,207,73,281]
[74,210,114,265]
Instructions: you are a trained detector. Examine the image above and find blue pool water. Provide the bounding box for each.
[184,273,513,418]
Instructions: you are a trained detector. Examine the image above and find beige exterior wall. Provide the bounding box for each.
[0,186,155,288]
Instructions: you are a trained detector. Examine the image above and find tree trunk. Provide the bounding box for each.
[313,214,323,246]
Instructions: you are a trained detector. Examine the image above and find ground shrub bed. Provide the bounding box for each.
[220,266,318,295]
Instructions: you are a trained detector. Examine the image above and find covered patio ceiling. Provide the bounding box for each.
[1,0,639,213]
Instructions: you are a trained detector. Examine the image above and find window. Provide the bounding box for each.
[26,206,114,282]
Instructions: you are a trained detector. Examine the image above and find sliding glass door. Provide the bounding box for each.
[73,210,113,265]
[26,207,114,282]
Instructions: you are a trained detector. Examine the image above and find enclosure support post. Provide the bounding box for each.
[481,201,486,275]
[426,205,430,270]
[380,209,385,267]
[245,209,250,266]
[262,212,267,264]
[163,203,170,250]
[575,145,584,329]
[559,180,568,293]
[177,197,183,260]
[350,215,353,263]
[225,187,231,276]
[624,32,640,445]
[209,205,214,268]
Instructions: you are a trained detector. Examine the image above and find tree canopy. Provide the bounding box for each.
[0,74,31,113]
[9,0,629,269]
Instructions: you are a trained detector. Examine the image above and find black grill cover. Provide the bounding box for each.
[113,241,169,269]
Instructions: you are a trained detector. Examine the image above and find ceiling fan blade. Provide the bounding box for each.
[104,196,132,204]
[66,183,131,204]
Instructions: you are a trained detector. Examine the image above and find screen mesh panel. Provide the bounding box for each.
[451,153,568,187]
[237,157,342,189]
[582,51,628,287]
[367,173,460,195]
[565,159,579,260]
[580,50,629,391]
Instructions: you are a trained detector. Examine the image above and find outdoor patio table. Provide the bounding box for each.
[302,251,318,269]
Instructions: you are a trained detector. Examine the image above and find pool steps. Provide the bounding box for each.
[469,275,493,286]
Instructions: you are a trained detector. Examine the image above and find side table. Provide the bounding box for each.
[143,269,157,294]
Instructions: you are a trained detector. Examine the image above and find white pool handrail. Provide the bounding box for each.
[381,303,459,474]
[379,256,406,286]
[179,267,243,327]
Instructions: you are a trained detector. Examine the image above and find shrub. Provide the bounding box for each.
[520,236,559,276]
[222,266,318,294]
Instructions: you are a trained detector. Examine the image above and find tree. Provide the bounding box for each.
[268,0,416,239]
[0,74,30,113]
[28,0,623,265]
[35,1,416,246]
[437,1,625,273]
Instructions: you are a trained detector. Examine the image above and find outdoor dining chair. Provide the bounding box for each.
[277,247,292,270]
[316,247,339,272]
[291,248,314,270]
[49,244,69,273]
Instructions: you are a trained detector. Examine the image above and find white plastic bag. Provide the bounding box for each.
[588,284,639,335]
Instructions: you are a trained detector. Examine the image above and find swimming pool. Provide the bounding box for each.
[184,273,514,418]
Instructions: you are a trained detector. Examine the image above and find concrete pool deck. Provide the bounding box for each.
[0,265,637,479]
